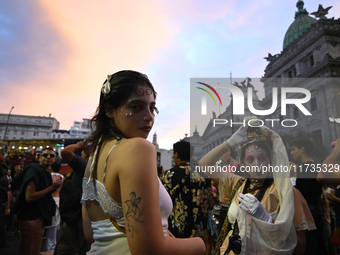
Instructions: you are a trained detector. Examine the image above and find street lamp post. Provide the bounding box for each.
[4,106,14,151]
[230,71,234,135]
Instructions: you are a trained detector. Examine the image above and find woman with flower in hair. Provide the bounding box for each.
[199,117,315,255]
[81,70,205,255]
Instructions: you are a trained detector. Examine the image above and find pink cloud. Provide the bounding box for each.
[153,0,236,25]
[2,0,176,129]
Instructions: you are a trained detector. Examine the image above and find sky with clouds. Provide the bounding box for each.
[0,0,339,149]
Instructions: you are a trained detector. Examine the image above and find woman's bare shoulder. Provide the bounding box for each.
[109,138,156,171]
[120,137,156,153]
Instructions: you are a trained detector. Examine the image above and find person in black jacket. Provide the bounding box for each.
[15,148,63,255]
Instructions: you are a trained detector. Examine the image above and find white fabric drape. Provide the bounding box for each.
[236,128,297,255]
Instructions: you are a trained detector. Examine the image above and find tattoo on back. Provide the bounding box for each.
[124,191,144,237]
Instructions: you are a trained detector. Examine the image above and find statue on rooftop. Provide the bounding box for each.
[311,4,332,19]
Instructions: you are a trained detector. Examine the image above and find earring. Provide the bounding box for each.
[125,112,132,116]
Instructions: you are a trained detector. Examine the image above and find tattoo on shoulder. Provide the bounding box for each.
[124,191,144,237]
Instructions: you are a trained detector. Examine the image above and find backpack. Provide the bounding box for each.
[59,174,82,224]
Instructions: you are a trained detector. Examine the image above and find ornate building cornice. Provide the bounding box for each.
[264,19,340,78]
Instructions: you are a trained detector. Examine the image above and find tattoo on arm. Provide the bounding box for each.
[124,192,144,237]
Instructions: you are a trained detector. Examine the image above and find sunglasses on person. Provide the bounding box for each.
[42,153,56,158]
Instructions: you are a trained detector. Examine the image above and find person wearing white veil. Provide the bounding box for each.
[199,117,315,255]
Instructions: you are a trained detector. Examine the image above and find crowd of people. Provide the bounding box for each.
[0,70,340,255]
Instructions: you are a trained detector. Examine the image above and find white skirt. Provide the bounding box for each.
[88,219,131,255]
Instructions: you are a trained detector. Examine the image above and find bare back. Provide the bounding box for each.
[83,139,124,222]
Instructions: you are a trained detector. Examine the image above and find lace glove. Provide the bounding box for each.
[225,116,259,148]
[238,193,272,223]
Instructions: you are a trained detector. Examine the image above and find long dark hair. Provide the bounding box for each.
[85,70,157,180]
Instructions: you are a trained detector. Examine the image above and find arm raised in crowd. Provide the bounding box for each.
[61,141,85,164]
[199,116,256,171]
[317,138,340,185]
[199,121,250,184]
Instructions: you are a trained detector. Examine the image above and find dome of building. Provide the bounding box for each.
[283,0,317,49]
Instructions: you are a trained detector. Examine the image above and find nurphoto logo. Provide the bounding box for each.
[195,82,312,128]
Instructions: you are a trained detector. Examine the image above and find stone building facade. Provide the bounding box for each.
[0,113,59,140]
[261,1,340,156]
[193,1,340,161]
[51,119,92,139]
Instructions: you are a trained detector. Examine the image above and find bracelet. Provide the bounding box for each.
[224,141,231,150]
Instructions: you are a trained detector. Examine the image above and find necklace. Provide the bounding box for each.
[247,178,263,194]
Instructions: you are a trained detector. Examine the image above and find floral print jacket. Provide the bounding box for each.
[162,162,212,238]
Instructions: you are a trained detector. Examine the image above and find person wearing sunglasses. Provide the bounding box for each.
[14,147,63,255]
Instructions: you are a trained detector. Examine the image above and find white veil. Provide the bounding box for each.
[237,127,297,254]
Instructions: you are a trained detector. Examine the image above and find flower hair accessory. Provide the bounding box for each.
[102,74,112,95]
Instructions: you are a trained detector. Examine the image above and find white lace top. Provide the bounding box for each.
[81,139,125,226]
[82,178,125,226]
